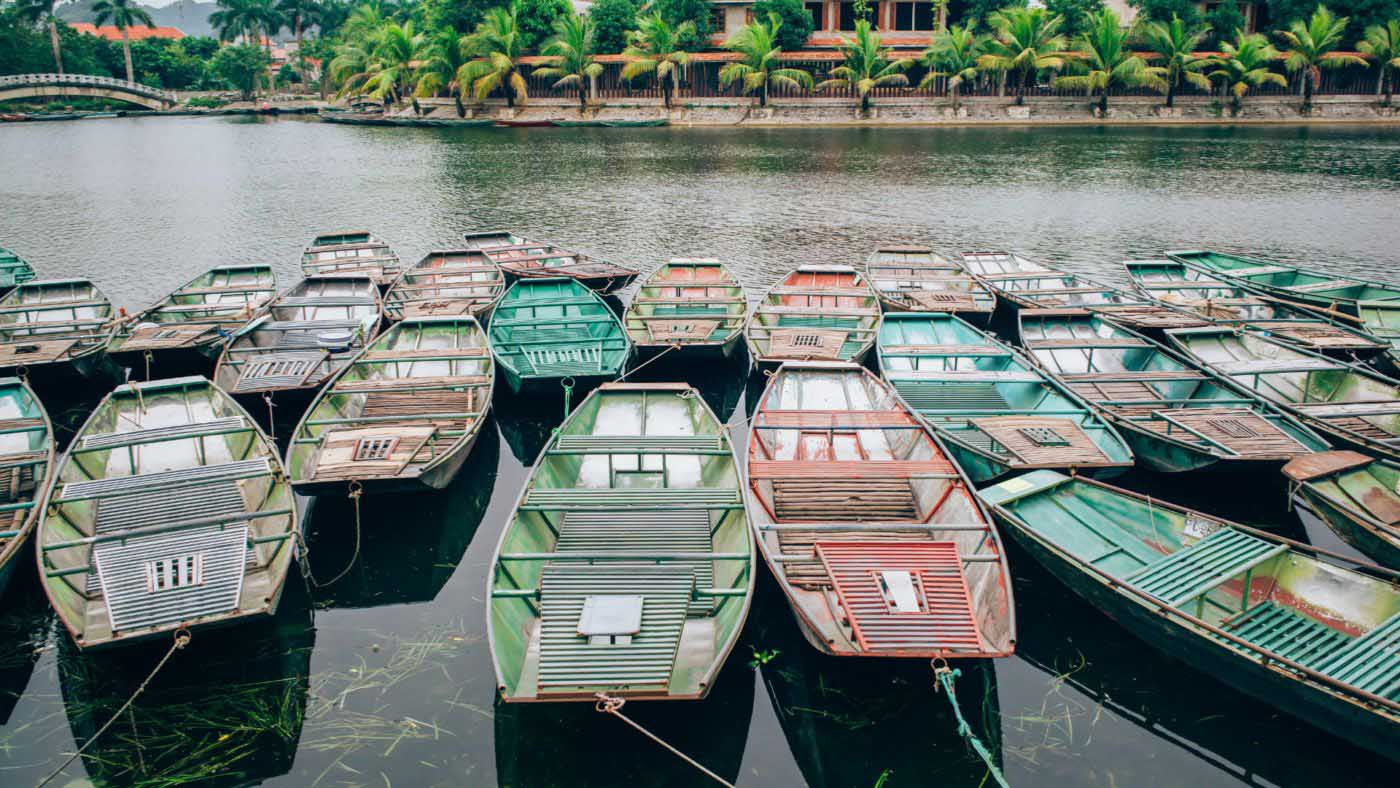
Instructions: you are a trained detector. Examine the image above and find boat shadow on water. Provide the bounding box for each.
[299,422,499,609]
[0,567,51,726]
[1006,538,1394,786]
[53,579,316,786]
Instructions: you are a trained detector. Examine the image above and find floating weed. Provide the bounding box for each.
[873,767,894,787]
[1003,652,1106,766]
[747,646,780,670]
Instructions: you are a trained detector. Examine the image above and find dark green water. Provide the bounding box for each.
[0,117,1397,787]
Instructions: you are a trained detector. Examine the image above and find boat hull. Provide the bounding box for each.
[1295,491,1400,569]
[509,268,637,293]
[941,437,1128,484]
[108,342,223,382]
[997,518,1400,762]
[289,428,483,497]
[876,300,995,328]
[0,350,121,399]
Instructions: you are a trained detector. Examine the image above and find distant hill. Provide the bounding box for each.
[58,0,221,39]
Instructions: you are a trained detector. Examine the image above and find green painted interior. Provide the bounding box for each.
[488,279,629,382]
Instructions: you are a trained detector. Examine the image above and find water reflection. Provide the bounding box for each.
[0,574,49,726]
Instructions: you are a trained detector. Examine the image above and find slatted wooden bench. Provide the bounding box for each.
[521,487,742,511]
[76,416,252,451]
[55,458,271,504]
[553,434,725,454]
[890,380,1011,412]
[557,509,715,613]
[1123,529,1287,607]
[749,460,958,479]
[1222,602,1353,666]
[1314,612,1400,700]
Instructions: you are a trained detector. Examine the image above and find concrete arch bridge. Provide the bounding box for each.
[0,73,178,110]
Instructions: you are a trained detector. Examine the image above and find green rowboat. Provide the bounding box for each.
[108,264,278,380]
[0,278,121,394]
[1166,325,1400,462]
[0,246,37,295]
[487,381,753,701]
[383,249,505,321]
[980,470,1400,762]
[1284,451,1400,569]
[744,265,881,368]
[1124,258,1386,358]
[302,231,403,287]
[489,277,630,394]
[0,376,51,598]
[623,258,746,357]
[286,316,493,495]
[1020,309,1328,473]
[37,376,298,649]
[747,361,1015,658]
[878,312,1133,482]
[865,246,995,324]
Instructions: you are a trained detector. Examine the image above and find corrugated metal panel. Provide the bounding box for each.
[59,458,270,501]
[94,524,248,633]
[79,416,248,450]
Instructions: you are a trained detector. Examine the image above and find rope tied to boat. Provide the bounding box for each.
[931,659,1010,788]
[560,376,575,419]
[615,342,682,384]
[36,629,192,788]
[593,693,734,787]
[296,481,363,589]
[143,349,154,381]
[262,392,276,440]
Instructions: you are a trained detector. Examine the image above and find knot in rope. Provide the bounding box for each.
[594,692,626,714]
[930,658,1010,788]
[262,392,277,439]
[143,349,154,381]
[561,376,575,418]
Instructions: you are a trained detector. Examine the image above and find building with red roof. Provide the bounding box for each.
[70,23,186,42]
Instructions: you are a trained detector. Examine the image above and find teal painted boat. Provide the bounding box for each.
[107,263,278,380]
[979,470,1400,762]
[865,246,995,325]
[1020,309,1329,473]
[0,278,121,395]
[0,246,37,295]
[486,381,753,701]
[37,376,298,649]
[302,231,403,287]
[462,230,639,292]
[961,251,1207,334]
[489,277,630,394]
[1166,325,1400,462]
[878,312,1133,482]
[286,316,493,495]
[383,249,505,321]
[744,265,881,368]
[0,376,51,597]
[623,258,746,357]
[1124,258,1386,359]
[1284,451,1400,569]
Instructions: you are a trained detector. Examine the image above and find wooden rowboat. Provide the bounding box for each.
[865,246,995,325]
[462,230,638,292]
[1166,326,1400,462]
[878,312,1133,483]
[744,265,881,368]
[746,361,1015,658]
[37,376,298,649]
[0,246,37,296]
[960,251,1206,334]
[108,264,278,380]
[383,249,504,321]
[214,276,382,412]
[1284,451,1400,569]
[489,278,630,394]
[487,382,753,701]
[0,376,52,598]
[301,231,403,287]
[979,471,1400,762]
[0,278,121,393]
[286,317,493,495]
[623,258,746,357]
[1020,309,1328,473]
[1124,258,1386,359]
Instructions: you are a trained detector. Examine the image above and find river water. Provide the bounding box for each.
[1,116,1398,787]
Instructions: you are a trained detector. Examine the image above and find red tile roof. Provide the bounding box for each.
[70,23,186,41]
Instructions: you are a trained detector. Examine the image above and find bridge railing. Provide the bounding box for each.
[0,73,177,103]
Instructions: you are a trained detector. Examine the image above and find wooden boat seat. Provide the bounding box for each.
[1289,279,1357,293]
[1289,401,1400,418]
[1313,612,1400,700]
[1266,324,1376,348]
[554,434,724,453]
[122,324,219,350]
[815,541,983,654]
[770,478,919,522]
[77,416,251,451]
[765,329,849,360]
[1221,602,1353,667]
[1088,305,1207,328]
[1058,370,1206,382]
[57,458,270,502]
[1282,450,1374,481]
[1124,529,1287,607]
[0,450,44,503]
[260,319,367,332]
[0,338,79,365]
[233,351,326,393]
[756,410,919,429]
[775,527,941,588]
[761,305,876,318]
[1214,358,1339,375]
[557,510,715,614]
[1155,408,1310,457]
[274,296,377,308]
[1219,265,1291,278]
[970,417,1112,465]
[360,347,488,361]
[522,487,742,511]
[333,375,489,393]
[770,286,873,298]
[312,426,437,481]
[904,292,983,311]
[520,344,603,376]
[0,299,108,315]
[882,344,1009,358]
[533,565,693,696]
[645,319,720,342]
[749,460,957,479]
[891,381,1010,412]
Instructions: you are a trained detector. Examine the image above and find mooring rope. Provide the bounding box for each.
[294,480,363,589]
[594,693,734,787]
[143,350,154,382]
[560,376,575,419]
[931,660,1010,788]
[262,392,276,440]
[615,342,682,383]
[36,629,192,788]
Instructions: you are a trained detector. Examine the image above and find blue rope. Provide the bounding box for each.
[934,663,1010,788]
[561,376,575,419]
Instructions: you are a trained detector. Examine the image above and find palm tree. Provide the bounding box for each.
[1052,9,1163,114]
[458,4,528,108]
[1209,31,1286,115]
[15,0,65,74]
[919,21,981,111]
[92,0,155,83]
[416,25,469,115]
[358,21,425,103]
[1359,20,1400,106]
[978,6,1067,105]
[276,0,320,75]
[212,0,268,45]
[718,12,813,107]
[816,20,913,114]
[251,0,285,59]
[1277,5,1366,112]
[622,13,693,110]
[1139,13,1215,108]
[534,11,605,111]
[933,0,949,32]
